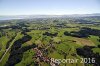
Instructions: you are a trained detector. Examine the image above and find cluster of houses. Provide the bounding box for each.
[33,47,59,66]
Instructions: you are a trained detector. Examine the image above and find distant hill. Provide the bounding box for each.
[0,13,100,20]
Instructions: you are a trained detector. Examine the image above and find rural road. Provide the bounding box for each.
[0,33,18,62]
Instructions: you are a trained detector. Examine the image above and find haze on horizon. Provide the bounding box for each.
[0,0,100,16]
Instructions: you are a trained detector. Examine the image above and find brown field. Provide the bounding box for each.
[72,37,95,46]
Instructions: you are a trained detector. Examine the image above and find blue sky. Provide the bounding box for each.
[0,0,100,15]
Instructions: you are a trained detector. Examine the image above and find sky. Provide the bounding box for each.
[0,0,100,15]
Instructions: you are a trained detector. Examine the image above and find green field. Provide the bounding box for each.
[0,17,100,66]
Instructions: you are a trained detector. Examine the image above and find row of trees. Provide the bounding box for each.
[64,27,100,38]
[43,32,58,37]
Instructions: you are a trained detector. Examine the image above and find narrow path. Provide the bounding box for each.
[0,33,18,62]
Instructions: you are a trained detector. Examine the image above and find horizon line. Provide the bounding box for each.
[0,13,100,16]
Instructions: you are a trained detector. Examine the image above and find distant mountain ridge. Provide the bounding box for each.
[0,13,100,20]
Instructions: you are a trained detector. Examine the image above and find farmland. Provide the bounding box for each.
[0,15,100,66]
